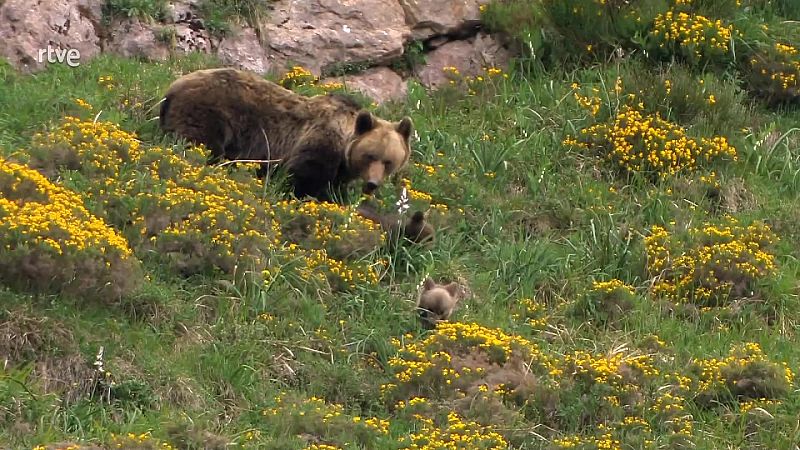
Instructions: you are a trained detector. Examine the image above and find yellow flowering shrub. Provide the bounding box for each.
[613,61,751,136]
[564,97,737,179]
[380,322,713,446]
[274,199,385,289]
[261,393,508,449]
[404,412,508,449]
[571,279,638,326]
[28,116,144,179]
[746,42,800,103]
[512,297,549,329]
[0,158,140,301]
[553,431,625,450]
[649,9,737,64]
[689,343,794,404]
[562,351,659,388]
[384,322,558,398]
[441,65,510,96]
[645,217,778,306]
[278,65,318,88]
[277,65,362,99]
[261,394,392,448]
[250,323,793,448]
[483,0,665,63]
[19,113,387,290]
[107,432,176,449]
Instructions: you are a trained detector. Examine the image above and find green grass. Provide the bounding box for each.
[104,0,167,21]
[103,0,272,37]
[198,0,273,37]
[3,3,800,449]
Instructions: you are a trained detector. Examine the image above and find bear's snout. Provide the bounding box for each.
[362,161,386,194]
[363,181,379,194]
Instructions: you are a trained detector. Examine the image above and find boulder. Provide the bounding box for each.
[217,27,271,74]
[165,0,201,24]
[399,0,490,41]
[0,0,103,72]
[105,19,171,61]
[415,32,511,89]
[173,23,212,54]
[321,67,407,104]
[261,0,411,75]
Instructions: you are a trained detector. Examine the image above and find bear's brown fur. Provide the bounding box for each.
[355,199,434,245]
[159,68,413,200]
[416,277,464,328]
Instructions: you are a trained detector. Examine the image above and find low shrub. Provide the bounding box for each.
[0,159,141,302]
[645,216,778,307]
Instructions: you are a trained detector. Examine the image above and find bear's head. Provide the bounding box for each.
[417,277,461,328]
[347,111,413,195]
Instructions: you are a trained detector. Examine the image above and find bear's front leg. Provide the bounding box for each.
[286,143,343,201]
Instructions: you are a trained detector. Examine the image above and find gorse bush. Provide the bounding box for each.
[377,320,792,448]
[261,394,392,448]
[564,88,737,180]
[572,279,638,326]
[261,393,509,449]
[0,159,141,302]
[614,61,751,135]
[691,342,794,404]
[746,41,800,104]
[382,322,557,403]
[645,216,778,307]
[482,0,797,104]
[483,0,668,64]
[18,110,388,291]
[648,9,738,66]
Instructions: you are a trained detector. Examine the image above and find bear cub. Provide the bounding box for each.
[159,68,414,201]
[416,278,465,328]
[356,199,434,245]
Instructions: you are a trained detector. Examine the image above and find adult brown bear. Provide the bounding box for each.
[159,68,413,200]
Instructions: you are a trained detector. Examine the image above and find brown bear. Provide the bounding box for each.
[355,199,435,245]
[159,68,414,200]
[416,277,464,328]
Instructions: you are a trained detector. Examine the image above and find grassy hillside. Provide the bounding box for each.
[2,0,800,448]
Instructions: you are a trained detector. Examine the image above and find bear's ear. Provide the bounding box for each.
[396,116,413,142]
[355,111,375,135]
[423,277,436,291]
[444,282,460,299]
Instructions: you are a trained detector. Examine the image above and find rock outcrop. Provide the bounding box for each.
[261,0,411,75]
[399,0,489,40]
[0,0,509,102]
[321,67,408,104]
[0,0,104,72]
[416,32,511,89]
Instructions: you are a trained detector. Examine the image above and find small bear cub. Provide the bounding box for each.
[356,199,434,245]
[416,277,463,328]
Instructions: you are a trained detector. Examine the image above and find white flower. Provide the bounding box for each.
[396,187,410,215]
